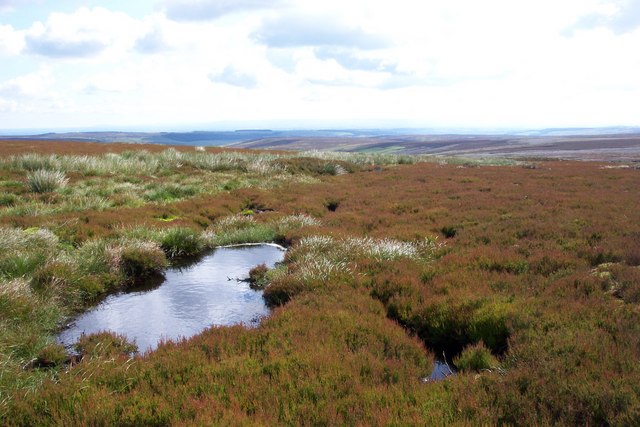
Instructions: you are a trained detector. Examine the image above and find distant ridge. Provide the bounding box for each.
[1,128,640,160]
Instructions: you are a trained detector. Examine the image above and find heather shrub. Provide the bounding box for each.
[530,253,575,277]
[454,342,499,372]
[584,249,622,266]
[441,226,457,238]
[263,275,306,306]
[248,263,269,289]
[609,264,640,303]
[479,257,529,275]
[75,331,137,358]
[387,296,511,355]
[468,301,512,353]
[26,169,68,193]
[622,235,640,266]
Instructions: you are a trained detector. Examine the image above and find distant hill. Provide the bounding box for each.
[2,127,640,161]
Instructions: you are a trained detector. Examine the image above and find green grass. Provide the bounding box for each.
[454,342,499,372]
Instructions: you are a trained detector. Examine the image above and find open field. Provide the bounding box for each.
[0,140,639,425]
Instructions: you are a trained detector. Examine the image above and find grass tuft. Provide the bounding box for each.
[26,169,68,193]
[454,341,499,372]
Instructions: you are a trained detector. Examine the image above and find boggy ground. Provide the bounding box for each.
[1,141,640,425]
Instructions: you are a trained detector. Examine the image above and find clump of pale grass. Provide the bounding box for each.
[26,169,68,193]
[0,278,32,300]
[294,255,350,283]
[0,227,59,254]
[212,214,257,230]
[274,214,321,233]
[285,234,444,284]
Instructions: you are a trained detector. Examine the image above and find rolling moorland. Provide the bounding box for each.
[4,127,640,161]
[0,139,639,424]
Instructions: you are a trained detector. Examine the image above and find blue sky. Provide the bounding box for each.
[1,0,639,131]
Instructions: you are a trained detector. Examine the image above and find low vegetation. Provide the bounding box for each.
[0,140,639,424]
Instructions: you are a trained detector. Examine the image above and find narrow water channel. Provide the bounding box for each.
[58,244,285,352]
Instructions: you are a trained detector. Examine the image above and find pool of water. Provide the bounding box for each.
[422,359,457,383]
[58,244,285,352]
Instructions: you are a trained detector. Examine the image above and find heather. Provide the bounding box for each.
[0,141,639,425]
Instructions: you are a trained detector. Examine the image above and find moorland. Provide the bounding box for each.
[0,139,639,425]
[4,127,640,161]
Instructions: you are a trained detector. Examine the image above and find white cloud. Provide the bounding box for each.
[566,0,640,35]
[253,12,390,49]
[163,0,281,22]
[0,23,23,55]
[24,7,140,59]
[314,47,396,73]
[209,65,258,88]
[135,27,171,54]
[0,68,53,98]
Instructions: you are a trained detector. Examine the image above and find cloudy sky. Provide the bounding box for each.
[0,0,639,131]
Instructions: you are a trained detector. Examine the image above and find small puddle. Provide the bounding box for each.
[422,359,457,383]
[58,244,285,352]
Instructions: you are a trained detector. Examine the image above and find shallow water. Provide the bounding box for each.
[422,359,457,382]
[58,244,285,352]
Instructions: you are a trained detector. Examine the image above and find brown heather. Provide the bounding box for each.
[1,140,640,425]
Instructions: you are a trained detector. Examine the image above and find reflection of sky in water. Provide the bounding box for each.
[58,245,285,352]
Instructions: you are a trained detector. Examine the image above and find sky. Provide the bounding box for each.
[0,0,639,131]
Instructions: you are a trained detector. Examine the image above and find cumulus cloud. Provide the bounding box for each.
[0,24,23,55]
[266,48,299,72]
[209,66,257,88]
[566,0,640,35]
[23,7,138,59]
[135,27,171,54]
[314,47,396,72]
[163,0,280,22]
[0,69,53,98]
[253,13,390,50]
[25,36,106,58]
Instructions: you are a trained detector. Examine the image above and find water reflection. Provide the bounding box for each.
[422,359,457,383]
[58,244,285,352]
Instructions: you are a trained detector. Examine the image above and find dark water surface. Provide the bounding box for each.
[58,244,285,352]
